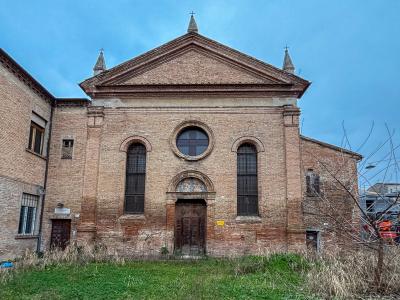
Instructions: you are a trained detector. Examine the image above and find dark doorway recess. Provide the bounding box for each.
[174,199,206,256]
[306,230,319,252]
[50,219,71,250]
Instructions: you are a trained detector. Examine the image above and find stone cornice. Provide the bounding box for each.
[88,83,305,98]
[92,106,285,115]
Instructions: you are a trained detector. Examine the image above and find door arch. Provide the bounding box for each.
[166,171,216,256]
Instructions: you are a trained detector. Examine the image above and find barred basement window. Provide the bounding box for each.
[124,143,146,213]
[306,169,320,196]
[237,143,258,216]
[18,193,39,235]
[61,139,74,159]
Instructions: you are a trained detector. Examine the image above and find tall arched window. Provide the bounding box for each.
[237,143,258,216]
[125,143,146,213]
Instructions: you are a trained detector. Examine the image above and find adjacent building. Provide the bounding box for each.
[360,183,400,220]
[0,49,53,258]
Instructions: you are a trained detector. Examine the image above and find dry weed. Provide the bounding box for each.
[306,246,400,299]
[0,242,125,283]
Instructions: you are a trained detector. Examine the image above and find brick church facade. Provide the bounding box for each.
[0,17,361,259]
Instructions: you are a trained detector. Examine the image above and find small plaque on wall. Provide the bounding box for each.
[216,220,225,226]
[54,207,70,215]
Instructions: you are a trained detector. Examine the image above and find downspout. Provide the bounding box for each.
[36,99,55,253]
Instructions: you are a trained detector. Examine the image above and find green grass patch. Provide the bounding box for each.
[0,253,314,299]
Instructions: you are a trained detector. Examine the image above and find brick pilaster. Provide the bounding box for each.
[77,106,104,241]
[283,106,306,251]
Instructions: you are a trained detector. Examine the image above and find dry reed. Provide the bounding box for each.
[306,246,400,299]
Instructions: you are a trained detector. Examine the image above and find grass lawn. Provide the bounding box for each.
[0,254,313,299]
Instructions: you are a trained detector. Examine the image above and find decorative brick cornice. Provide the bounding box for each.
[89,83,304,99]
[56,98,90,107]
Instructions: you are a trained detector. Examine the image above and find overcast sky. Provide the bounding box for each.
[1,0,399,185]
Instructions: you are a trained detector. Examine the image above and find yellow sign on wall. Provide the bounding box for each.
[216,220,225,226]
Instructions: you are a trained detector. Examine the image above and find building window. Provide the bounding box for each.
[61,139,74,159]
[237,143,258,216]
[125,143,146,213]
[176,126,209,157]
[28,122,45,155]
[306,169,320,196]
[18,193,39,235]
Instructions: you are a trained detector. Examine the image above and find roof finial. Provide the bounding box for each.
[187,11,198,33]
[93,48,106,76]
[282,45,295,74]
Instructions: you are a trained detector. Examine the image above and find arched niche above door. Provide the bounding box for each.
[176,177,207,193]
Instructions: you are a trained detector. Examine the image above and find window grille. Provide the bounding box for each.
[61,139,74,159]
[237,143,258,216]
[125,143,146,213]
[18,193,39,235]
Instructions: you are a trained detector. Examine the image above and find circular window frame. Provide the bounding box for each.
[170,121,214,161]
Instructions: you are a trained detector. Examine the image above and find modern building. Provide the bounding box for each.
[360,183,400,220]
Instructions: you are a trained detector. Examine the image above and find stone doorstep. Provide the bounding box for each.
[176,255,205,260]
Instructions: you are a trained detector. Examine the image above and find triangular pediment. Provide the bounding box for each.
[119,49,274,85]
[80,33,310,98]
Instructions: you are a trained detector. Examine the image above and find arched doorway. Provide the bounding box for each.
[175,197,206,256]
[175,178,207,256]
[167,173,215,256]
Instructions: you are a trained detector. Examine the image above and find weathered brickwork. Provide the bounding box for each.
[301,137,361,252]
[1,30,361,259]
[0,56,52,259]
[41,105,88,249]
[43,103,296,256]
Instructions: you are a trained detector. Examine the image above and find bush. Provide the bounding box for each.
[160,246,169,256]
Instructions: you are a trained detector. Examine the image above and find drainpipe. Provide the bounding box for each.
[36,99,55,253]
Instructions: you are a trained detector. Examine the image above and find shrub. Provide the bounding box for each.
[160,246,169,256]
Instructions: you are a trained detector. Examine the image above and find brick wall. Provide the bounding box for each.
[43,99,308,256]
[300,137,360,252]
[42,105,88,248]
[0,63,51,259]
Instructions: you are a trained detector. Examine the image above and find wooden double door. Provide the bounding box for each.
[50,219,71,250]
[174,199,206,255]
